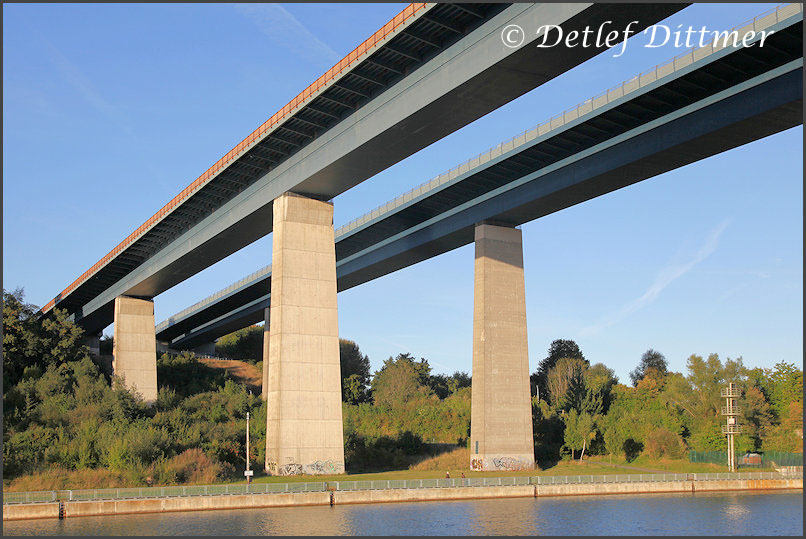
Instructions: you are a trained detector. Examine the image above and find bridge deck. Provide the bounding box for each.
[157,4,803,347]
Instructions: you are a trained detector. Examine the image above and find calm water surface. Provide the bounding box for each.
[3,490,802,536]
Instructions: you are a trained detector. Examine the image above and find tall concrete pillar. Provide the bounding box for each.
[265,192,345,475]
[113,296,158,404]
[469,223,534,471]
[84,333,101,357]
[261,307,270,401]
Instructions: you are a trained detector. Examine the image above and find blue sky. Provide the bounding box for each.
[3,3,802,382]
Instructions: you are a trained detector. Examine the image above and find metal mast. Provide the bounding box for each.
[720,382,742,472]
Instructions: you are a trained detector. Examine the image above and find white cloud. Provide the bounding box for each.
[579,219,731,337]
[235,3,340,65]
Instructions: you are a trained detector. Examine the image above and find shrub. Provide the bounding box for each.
[644,427,686,459]
[157,449,231,485]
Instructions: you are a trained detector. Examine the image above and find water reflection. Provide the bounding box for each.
[2,490,802,536]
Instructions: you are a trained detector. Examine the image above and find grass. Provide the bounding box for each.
[5,450,776,492]
[228,449,758,486]
[585,454,777,473]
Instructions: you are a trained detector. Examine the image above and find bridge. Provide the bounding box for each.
[42,3,801,476]
[158,5,803,352]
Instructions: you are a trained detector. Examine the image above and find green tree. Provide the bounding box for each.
[741,385,774,451]
[563,409,596,461]
[546,357,587,408]
[585,363,618,414]
[215,325,263,362]
[766,361,803,421]
[531,339,586,400]
[340,339,371,403]
[370,353,432,409]
[629,349,668,386]
[603,422,627,462]
[427,371,471,399]
[3,288,88,391]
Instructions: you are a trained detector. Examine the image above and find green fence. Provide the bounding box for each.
[763,451,805,467]
[689,450,803,467]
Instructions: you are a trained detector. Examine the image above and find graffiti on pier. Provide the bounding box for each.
[278,463,302,476]
[472,456,531,471]
[492,456,519,470]
[304,460,343,474]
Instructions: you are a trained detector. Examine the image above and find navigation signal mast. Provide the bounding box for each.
[721,382,742,472]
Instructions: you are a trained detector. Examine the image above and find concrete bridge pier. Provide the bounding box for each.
[265,192,345,476]
[261,307,270,401]
[84,333,101,357]
[112,295,158,404]
[469,223,535,471]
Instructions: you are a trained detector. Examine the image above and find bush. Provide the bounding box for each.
[155,449,231,485]
[644,427,686,459]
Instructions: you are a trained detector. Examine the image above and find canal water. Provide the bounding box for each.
[3,490,802,536]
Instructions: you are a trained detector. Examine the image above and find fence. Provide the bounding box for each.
[3,471,799,505]
[690,450,804,468]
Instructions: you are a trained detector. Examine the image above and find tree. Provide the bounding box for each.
[215,325,263,362]
[370,353,432,409]
[531,339,586,400]
[741,385,773,451]
[342,374,368,405]
[585,363,618,414]
[546,357,587,408]
[428,371,471,399]
[3,288,88,389]
[559,367,604,416]
[339,339,371,404]
[563,409,596,461]
[766,361,803,421]
[629,349,668,386]
[603,423,626,463]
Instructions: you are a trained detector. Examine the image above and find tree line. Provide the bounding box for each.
[3,288,802,489]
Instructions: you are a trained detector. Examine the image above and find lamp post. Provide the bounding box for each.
[720,382,742,472]
[245,412,253,487]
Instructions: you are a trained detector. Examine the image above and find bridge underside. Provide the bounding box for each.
[161,15,803,349]
[61,3,686,336]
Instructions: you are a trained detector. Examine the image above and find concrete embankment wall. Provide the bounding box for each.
[4,478,801,521]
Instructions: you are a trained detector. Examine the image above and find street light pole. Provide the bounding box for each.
[246,412,251,486]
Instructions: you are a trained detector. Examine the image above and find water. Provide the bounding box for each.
[3,490,802,536]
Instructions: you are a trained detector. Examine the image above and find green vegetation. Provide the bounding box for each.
[215,325,263,363]
[3,289,802,492]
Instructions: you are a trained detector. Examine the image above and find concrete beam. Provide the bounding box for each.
[113,296,158,404]
[265,193,345,476]
[470,224,534,471]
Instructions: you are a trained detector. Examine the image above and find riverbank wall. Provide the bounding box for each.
[4,477,801,521]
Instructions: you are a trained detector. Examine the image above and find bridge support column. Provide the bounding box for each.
[265,192,345,475]
[261,307,270,401]
[84,333,101,357]
[470,223,534,471]
[113,296,158,404]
